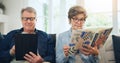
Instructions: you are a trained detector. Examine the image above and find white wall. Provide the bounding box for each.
[3,0,29,34]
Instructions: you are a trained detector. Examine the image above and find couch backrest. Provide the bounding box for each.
[49,34,56,48]
[0,33,4,40]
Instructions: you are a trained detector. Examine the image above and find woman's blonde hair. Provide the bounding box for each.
[68,5,87,23]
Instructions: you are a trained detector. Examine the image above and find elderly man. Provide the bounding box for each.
[0,7,55,63]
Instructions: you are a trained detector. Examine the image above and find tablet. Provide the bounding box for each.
[14,34,38,60]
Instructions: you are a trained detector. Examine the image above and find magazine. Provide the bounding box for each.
[68,27,113,55]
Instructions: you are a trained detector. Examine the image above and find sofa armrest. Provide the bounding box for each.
[99,35,115,63]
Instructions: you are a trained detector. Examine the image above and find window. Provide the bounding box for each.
[29,0,119,34]
[28,0,76,34]
[84,0,112,28]
[28,0,47,31]
[52,0,76,34]
[118,0,120,32]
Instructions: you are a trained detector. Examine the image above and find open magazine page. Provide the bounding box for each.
[69,29,96,55]
[91,27,113,47]
[68,30,82,55]
[68,27,112,55]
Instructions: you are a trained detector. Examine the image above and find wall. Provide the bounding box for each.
[2,0,29,34]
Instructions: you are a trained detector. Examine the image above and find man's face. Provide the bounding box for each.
[21,11,36,32]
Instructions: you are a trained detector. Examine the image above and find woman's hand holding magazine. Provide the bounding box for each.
[63,45,70,56]
[68,27,112,56]
[68,35,99,56]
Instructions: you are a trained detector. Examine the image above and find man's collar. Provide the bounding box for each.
[18,28,38,33]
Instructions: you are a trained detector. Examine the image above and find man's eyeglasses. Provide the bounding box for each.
[22,17,36,21]
[72,18,85,22]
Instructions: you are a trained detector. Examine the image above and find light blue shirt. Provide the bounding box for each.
[56,29,98,63]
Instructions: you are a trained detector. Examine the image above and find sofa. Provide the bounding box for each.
[0,33,119,63]
[99,35,115,63]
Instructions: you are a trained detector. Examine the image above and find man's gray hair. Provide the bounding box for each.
[21,7,36,16]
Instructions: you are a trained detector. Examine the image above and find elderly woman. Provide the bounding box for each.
[56,5,99,63]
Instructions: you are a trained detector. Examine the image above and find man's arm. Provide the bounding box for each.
[0,32,15,62]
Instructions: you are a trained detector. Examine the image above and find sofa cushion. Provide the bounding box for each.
[100,35,115,63]
[112,35,120,63]
[104,35,113,51]
[0,33,4,40]
[49,34,56,48]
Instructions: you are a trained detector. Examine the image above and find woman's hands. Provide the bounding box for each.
[80,44,99,56]
[63,44,99,57]
[63,45,70,57]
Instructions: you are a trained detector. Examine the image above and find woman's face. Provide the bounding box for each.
[70,14,85,30]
